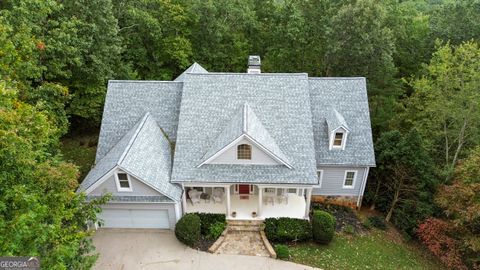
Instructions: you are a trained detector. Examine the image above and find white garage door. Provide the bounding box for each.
[99,208,170,229]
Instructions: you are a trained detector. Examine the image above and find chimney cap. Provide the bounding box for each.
[248,55,261,66]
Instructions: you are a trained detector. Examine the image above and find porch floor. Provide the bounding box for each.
[185,194,306,220]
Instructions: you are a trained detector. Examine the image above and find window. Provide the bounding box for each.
[287,188,297,194]
[343,171,356,189]
[264,188,275,194]
[317,170,323,187]
[237,144,252,160]
[333,132,343,146]
[115,172,132,192]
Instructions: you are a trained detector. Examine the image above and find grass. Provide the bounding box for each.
[288,230,445,270]
[60,133,98,181]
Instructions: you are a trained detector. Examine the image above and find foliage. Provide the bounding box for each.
[208,221,226,240]
[406,41,480,179]
[275,244,290,259]
[456,145,480,184]
[367,216,387,230]
[60,134,98,180]
[289,230,445,270]
[0,82,109,269]
[193,213,226,236]
[264,217,312,243]
[312,210,336,244]
[417,218,467,270]
[174,213,201,247]
[435,181,480,269]
[343,224,355,235]
[367,129,437,236]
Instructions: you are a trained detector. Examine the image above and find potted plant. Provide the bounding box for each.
[252,211,257,218]
[232,211,237,218]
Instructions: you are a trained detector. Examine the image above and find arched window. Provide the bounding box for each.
[237,144,252,160]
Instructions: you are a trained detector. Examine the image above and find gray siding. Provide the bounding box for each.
[312,167,367,196]
[90,174,161,196]
[100,202,178,229]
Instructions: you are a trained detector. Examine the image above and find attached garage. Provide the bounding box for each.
[97,203,178,229]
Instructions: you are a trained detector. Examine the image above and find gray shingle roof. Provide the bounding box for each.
[87,195,173,203]
[79,113,182,201]
[309,78,375,166]
[174,62,208,82]
[96,80,182,162]
[326,108,350,133]
[199,103,291,167]
[171,73,318,185]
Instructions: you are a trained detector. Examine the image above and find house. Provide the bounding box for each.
[78,56,375,229]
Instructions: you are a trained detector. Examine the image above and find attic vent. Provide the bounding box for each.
[247,55,261,74]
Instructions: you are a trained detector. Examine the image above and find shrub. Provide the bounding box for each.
[368,216,387,230]
[208,221,226,240]
[362,218,372,230]
[175,213,201,247]
[264,218,312,243]
[417,218,467,270]
[312,210,336,244]
[275,244,290,259]
[194,213,226,236]
[343,224,355,234]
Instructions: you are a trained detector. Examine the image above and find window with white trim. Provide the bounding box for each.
[317,170,323,187]
[237,144,252,160]
[287,188,297,194]
[115,172,132,192]
[264,188,275,194]
[343,171,356,188]
[333,132,343,146]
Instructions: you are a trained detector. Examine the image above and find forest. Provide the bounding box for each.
[0,0,479,269]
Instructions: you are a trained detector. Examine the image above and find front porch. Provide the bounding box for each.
[183,184,312,220]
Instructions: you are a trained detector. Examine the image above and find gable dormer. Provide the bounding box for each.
[198,103,292,168]
[326,108,350,150]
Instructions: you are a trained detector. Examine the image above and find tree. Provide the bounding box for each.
[0,81,109,269]
[406,41,480,180]
[429,0,480,46]
[113,0,193,80]
[456,145,480,184]
[189,0,256,72]
[370,129,437,236]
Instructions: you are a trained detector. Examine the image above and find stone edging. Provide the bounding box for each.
[207,228,229,253]
[259,231,277,259]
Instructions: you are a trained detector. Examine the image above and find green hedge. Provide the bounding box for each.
[175,213,201,247]
[193,212,226,236]
[265,217,312,243]
[275,244,290,259]
[208,221,226,240]
[312,210,336,244]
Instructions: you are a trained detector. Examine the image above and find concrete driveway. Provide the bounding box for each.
[92,229,319,270]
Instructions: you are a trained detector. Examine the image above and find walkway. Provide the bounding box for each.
[92,229,319,270]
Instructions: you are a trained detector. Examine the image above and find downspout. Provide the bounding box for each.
[356,167,370,208]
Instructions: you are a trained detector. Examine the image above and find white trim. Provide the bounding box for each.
[342,170,357,189]
[234,184,239,194]
[84,167,117,194]
[114,170,133,192]
[316,170,324,188]
[249,184,254,195]
[197,135,245,167]
[198,134,292,168]
[357,167,370,207]
[329,127,349,151]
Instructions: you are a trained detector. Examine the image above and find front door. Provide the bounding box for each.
[239,185,250,195]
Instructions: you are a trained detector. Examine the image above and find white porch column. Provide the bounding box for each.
[182,184,187,215]
[226,185,231,217]
[258,186,263,216]
[305,187,313,218]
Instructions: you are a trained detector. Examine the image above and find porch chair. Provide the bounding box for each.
[212,188,224,203]
[188,189,201,204]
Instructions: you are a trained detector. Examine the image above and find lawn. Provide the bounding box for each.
[60,133,98,181]
[288,230,445,270]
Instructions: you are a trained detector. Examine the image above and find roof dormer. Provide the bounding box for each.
[326,108,350,150]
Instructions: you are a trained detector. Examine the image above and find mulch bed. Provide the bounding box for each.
[311,203,366,234]
[195,236,216,252]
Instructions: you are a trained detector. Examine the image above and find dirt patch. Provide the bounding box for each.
[312,203,366,234]
[195,237,216,252]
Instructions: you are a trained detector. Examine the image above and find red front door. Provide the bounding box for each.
[239,185,250,194]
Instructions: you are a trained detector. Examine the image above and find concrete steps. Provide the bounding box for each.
[226,220,264,232]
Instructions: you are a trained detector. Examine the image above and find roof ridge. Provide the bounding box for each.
[187,72,308,77]
[118,113,150,165]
